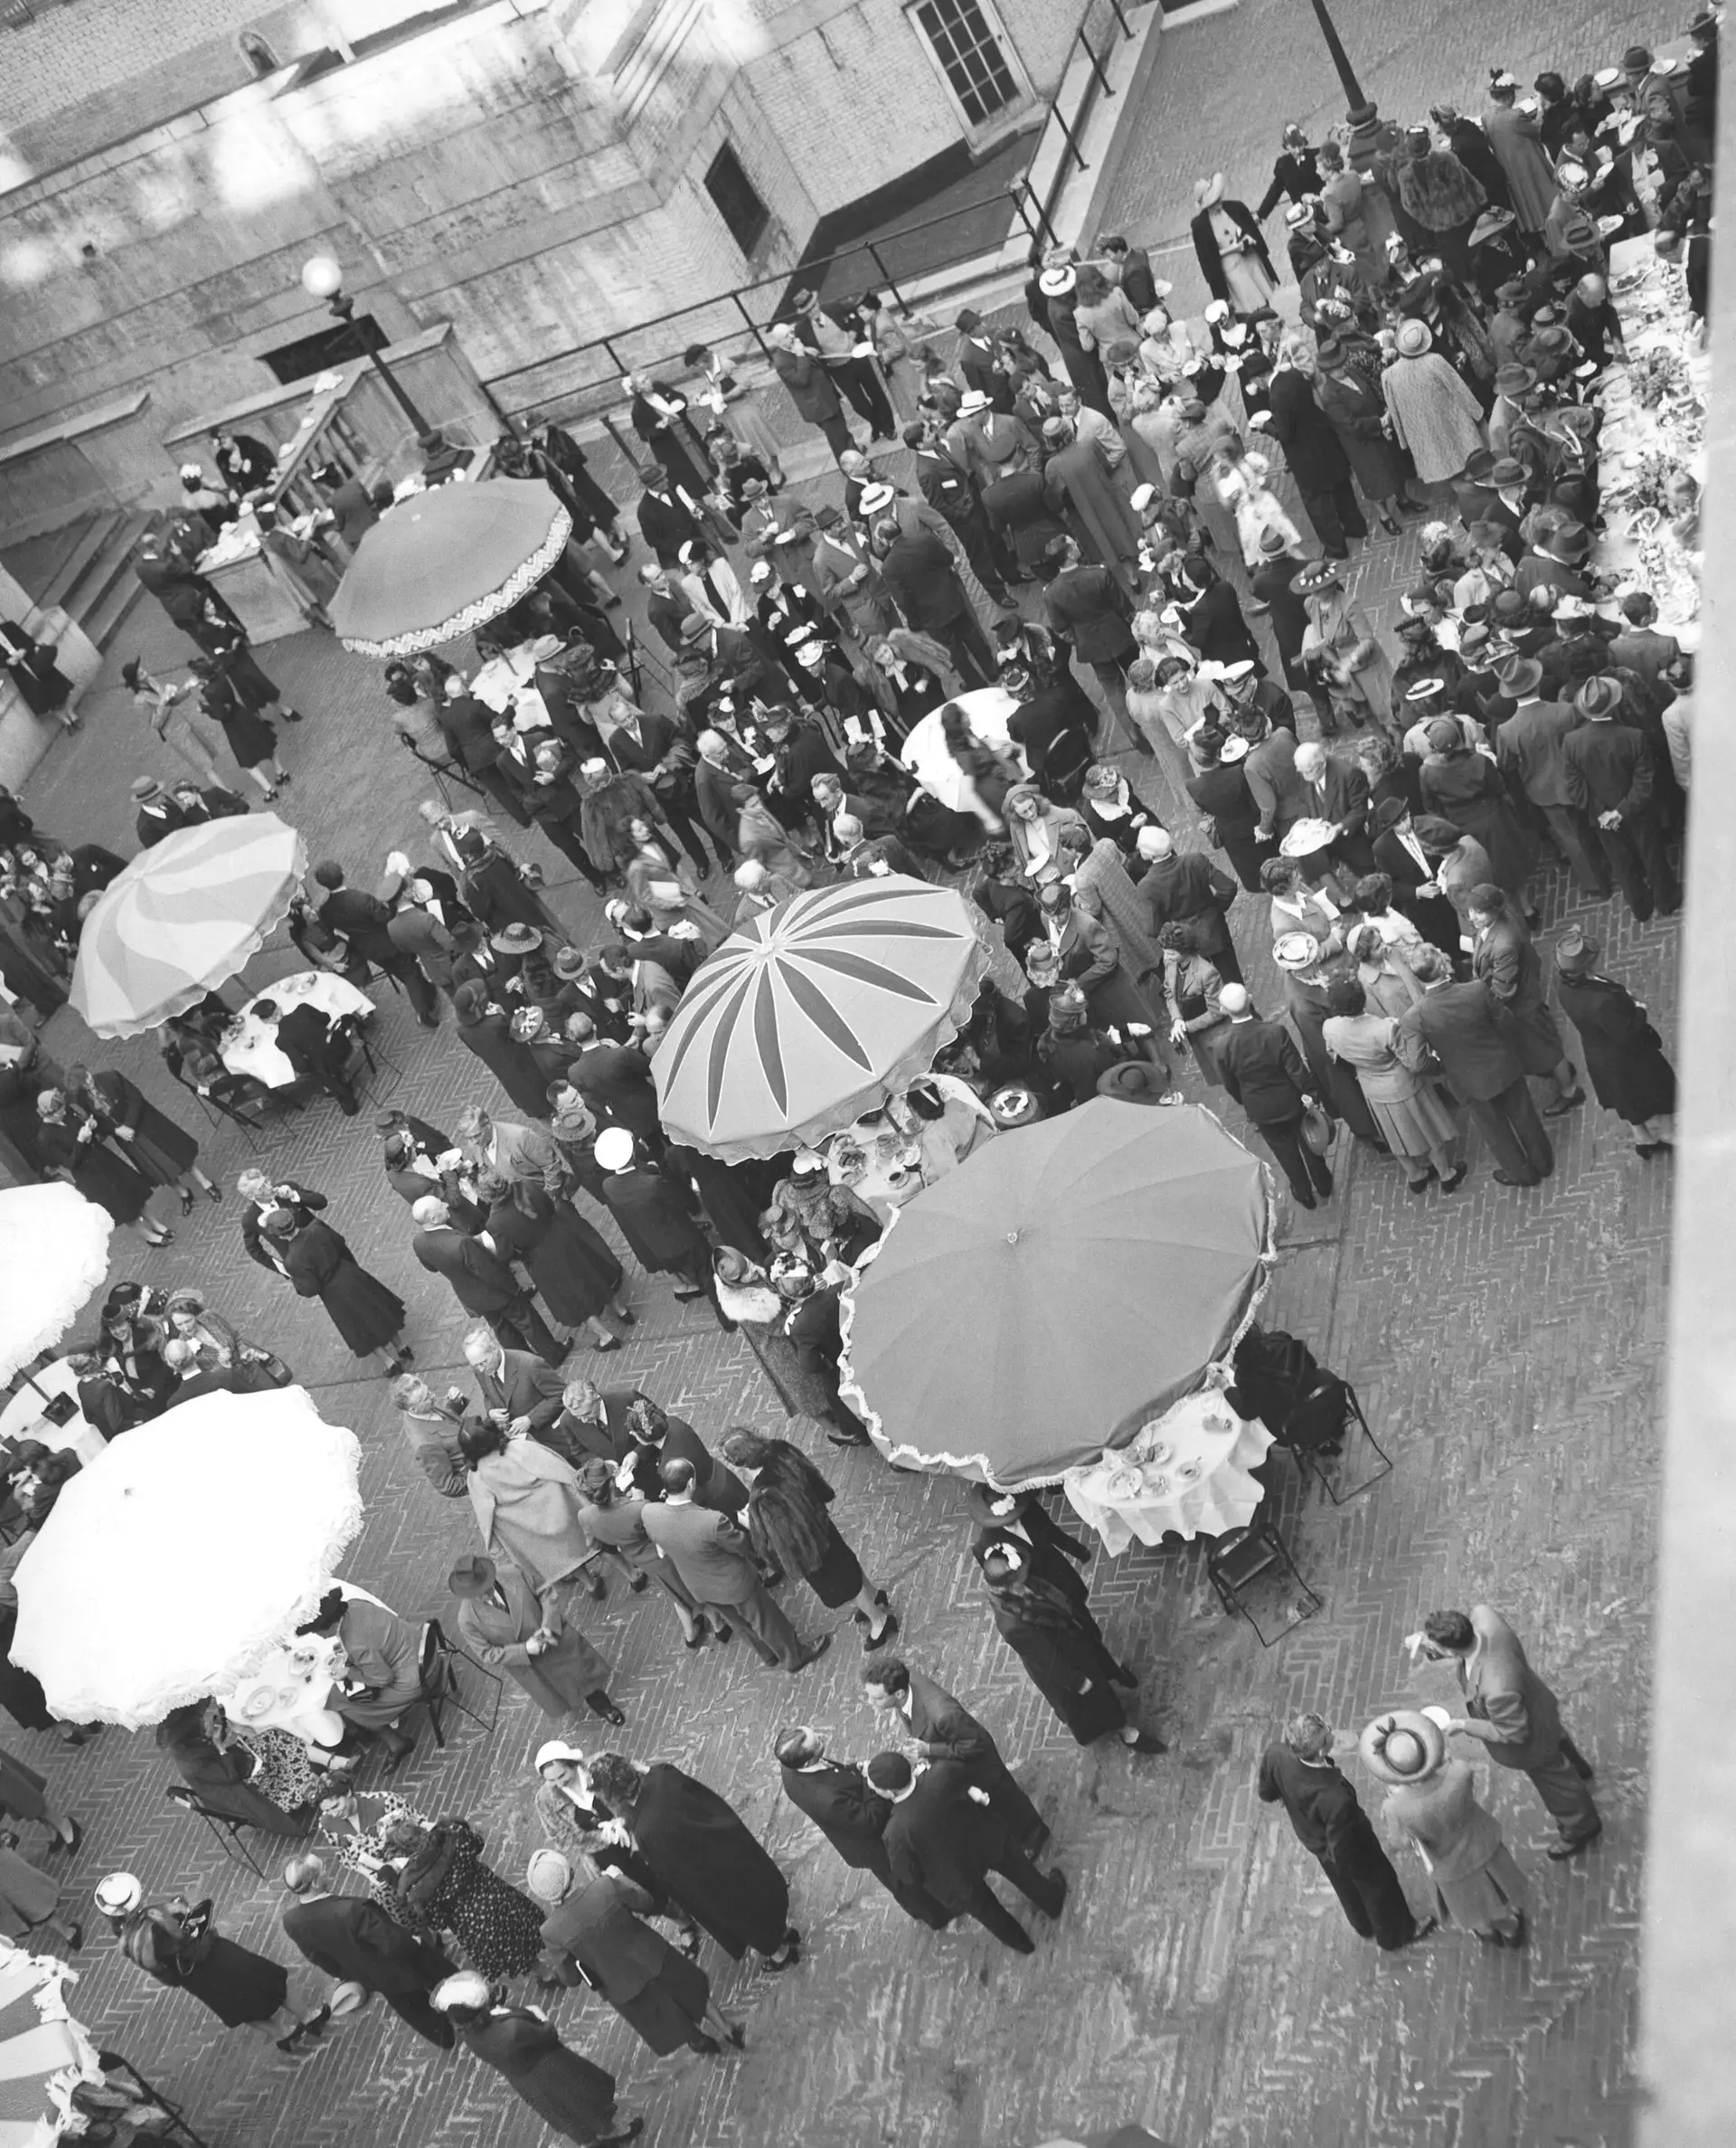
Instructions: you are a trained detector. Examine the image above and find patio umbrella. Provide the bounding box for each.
[68,811,307,1038]
[0,1185,112,1386]
[841,1100,1274,1486]
[0,1941,102,2146]
[330,477,573,655]
[12,1386,363,1729]
[652,875,991,1161]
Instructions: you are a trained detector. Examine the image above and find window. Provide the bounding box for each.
[910,0,1018,126]
[703,143,769,259]
[239,30,280,74]
[258,313,387,385]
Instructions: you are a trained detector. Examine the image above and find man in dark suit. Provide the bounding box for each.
[430,683,531,827]
[130,776,205,848]
[641,1460,827,1669]
[1492,657,1609,897]
[281,1854,455,2046]
[636,469,702,568]
[904,423,1014,601]
[870,1750,1067,1953]
[637,564,693,655]
[547,1377,655,1469]
[1291,740,1376,875]
[1174,558,1263,670]
[253,997,359,1114]
[462,1329,567,1436]
[237,1171,325,1273]
[861,1655,1047,1854]
[1263,352,1365,558]
[619,1396,747,1516]
[1392,945,1553,1186]
[1041,537,1137,728]
[1413,1603,1601,1858]
[310,862,439,1023]
[1001,662,1095,800]
[1129,828,1242,983]
[410,1196,563,1358]
[1214,984,1335,1207]
[565,1021,662,1148]
[1249,530,1316,692]
[1561,675,1680,922]
[1257,1710,1432,1949]
[964,1483,1091,1602]
[777,1727,949,1925]
[873,520,996,687]
[1185,727,1268,893]
[600,705,717,875]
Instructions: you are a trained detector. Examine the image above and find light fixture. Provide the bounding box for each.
[299,253,344,301]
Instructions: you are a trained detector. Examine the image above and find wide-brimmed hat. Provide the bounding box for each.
[957,388,991,415]
[1554,924,1602,976]
[1529,325,1574,357]
[1395,319,1432,357]
[1488,455,1529,487]
[1358,1708,1448,1786]
[1402,677,1447,705]
[1291,559,1341,594]
[1279,820,1336,863]
[857,481,896,516]
[1549,523,1591,561]
[1272,931,1325,973]
[1371,796,1410,834]
[491,923,544,954]
[1258,526,1294,558]
[1284,202,1315,230]
[1469,208,1516,246]
[1576,675,1624,719]
[1038,266,1077,298]
[964,1481,1029,1524]
[594,1126,636,1171]
[1495,654,1543,697]
[551,946,588,980]
[1218,733,1250,762]
[448,1555,497,1597]
[1194,173,1227,209]
[1493,363,1535,398]
[1313,333,1347,367]
[1095,1061,1175,1105]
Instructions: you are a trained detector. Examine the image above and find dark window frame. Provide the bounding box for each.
[703,141,770,259]
[909,0,1018,127]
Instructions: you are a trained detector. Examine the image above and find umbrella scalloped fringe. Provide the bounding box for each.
[0,1937,105,2134]
[837,1104,1280,1491]
[71,823,309,1039]
[0,1188,113,1386]
[337,502,574,656]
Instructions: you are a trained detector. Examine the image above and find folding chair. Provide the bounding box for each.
[1281,1377,1392,1507]
[415,1618,503,1747]
[94,2054,212,2148]
[163,1784,269,1880]
[1205,1508,1323,1647]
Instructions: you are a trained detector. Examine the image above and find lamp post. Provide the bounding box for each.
[1303,0,1369,115]
[299,254,430,433]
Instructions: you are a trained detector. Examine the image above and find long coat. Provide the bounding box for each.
[1314,362,1411,499]
[458,2009,617,2144]
[282,1219,405,1358]
[600,1166,708,1273]
[1554,970,1675,1123]
[281,1896,454,2047]
[457,1008,555,1120]
[1263,367,1352,493]
[1482,103,1559,232]
[539,1875,711,2056]
[1469,912,1565,1075]
[625,1763,790,1959]
[85,1069,199,1183]
[986,1591,1123,1745]
[454,1560,609,1716]
[467,1441,594,1592]
[1419,751,1533,900]
[1043,441,1141,582]
[486,1189,622,1327]
[1382,353,1486,484]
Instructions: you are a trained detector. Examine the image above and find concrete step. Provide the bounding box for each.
[37,507,126,610]
[72,510,151,651]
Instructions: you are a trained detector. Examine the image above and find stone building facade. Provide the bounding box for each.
[0,0,1082,504]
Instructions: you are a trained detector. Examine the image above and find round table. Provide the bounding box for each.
[0,1358,108,1467]
[212,1579,395,1749]
[1063,1391,1274,1555]
[901,686,1024,811]
[219,970,373,1089]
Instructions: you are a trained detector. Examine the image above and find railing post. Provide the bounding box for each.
[1052,101,1090,179]
[1079,27,1114,98]
[732,291,772,360]
[1108,0,1132,37]
[1013,177,1061,253]
[601,337,627,383]
[865,240,909,313]
[601,412,639,478]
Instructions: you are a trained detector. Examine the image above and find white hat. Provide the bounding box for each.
[749,561,771,582]
[533,1740,589,1773]
[1284,203,1313,229]
[1219,658,1255,682]
[1038,267,1077,298]
[328,1981,371,2016]
[1128,482,1156,512]
[1278,820,1335,860]
[1593,65,1621,87]
[432,1973,494,2015]
[525,1848,573,1905]
[178,462,203,480]
[857,482,896,516]
[1218,733,1250,762]
[958,388,991,413]
[1203,298,1230,323]
[95,1872,142,1916]
[1194,173,1227,209]
[1149,279,1174,300]
[593,1127,636,1171]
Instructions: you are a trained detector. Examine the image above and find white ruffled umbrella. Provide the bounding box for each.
[0,1185,114,1389]
[11,1386,363,1729]
[0,1939,103,2147]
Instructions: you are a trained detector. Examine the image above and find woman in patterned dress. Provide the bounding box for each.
[317,1787,436,1934]
[397,1817,544,1982]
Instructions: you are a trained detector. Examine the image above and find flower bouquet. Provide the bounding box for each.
[1628,345,1690,409]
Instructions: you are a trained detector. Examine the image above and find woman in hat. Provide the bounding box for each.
[477,1170,633,1351]
[1406,813,1495,948]
[397,1819,546,1983]
[1310,335,1412,534]
[1418,724,1533,914]
[1482,71,1561,235]
[1323,974,1464,1192]
[155,1700,318,1840]
[64,1061,218,1215]
[1295,560,1398,738]
[534,1744,678,1902]
[458,1416,596,1595]
[1360,1710,1527,1946]
[1392,124,1488,284]
[262,1206,412,1373]
[1261,856,1345,957]
[34,1087,171,1244]
[1382,320,1486,487]
[718,1427,895,1647]
[117,1893,328,2050]
[185,653,288,800]
[452,979,556,1121]
[977,1545,1163,1754]
[1552,928,1675,1156]
[1156,920,1229,1087]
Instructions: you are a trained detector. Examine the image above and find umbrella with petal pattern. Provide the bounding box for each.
[651,875,991,1161]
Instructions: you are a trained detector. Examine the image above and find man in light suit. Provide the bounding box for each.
[1410,1603,1601,1858]
[281,1853,456,2047]
[1392,944,1554,1187]
[639,1459,829,1670]
[455,1102,562,1197]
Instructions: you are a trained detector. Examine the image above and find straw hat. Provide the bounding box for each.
[1554,925,1601,976]
[1395,319,1432,357]
[1358,1708,1448,1786]
[1194,173,1227,209]
[1038,267,1076,298]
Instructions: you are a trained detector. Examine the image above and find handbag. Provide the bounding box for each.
[1299,1102,1335,1156]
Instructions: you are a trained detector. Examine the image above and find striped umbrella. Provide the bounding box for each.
[69,812,307,1038]
[330,477,573,655]
[0,1940,101,2145]
[652,875,990,1161]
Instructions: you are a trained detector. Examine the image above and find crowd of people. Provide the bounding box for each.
[0,13,1712,2143]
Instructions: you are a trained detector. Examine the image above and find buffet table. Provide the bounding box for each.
[1064,1390,1273,1555]
[1592,234,1706,647]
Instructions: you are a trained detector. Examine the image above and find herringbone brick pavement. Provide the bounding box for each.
[9,8,1676,2134]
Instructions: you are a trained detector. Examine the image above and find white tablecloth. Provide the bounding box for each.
[219,970,373,1088]
[470,643,545,714]
[1064,1391,1273,1554]
[901,686,1024,810]
[0,1358,108,1467]
[212,1580,394,1748]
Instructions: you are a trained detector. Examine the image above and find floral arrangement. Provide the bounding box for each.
[1606,446,1686,518]
[1627,344,1690,410]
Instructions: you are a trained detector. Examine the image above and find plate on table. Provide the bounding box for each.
[1174,1460,1203,1485]
[1597,213,1626,237]
[1105,1466,1144,1501]
[1140,1472,1171,1499]
[1138,1438,1175,1469]
[1612,270,1646,295]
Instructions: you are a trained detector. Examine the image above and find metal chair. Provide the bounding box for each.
[163,1784,269,1879]
[1205,1510,1323,1647]
[95,2053,211,2148]
[415,1618,502,1746]
[1280,1377,1392,1506]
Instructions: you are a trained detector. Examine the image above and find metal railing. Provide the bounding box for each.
[481,180,1057,427]
[1030,0,1147,230]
